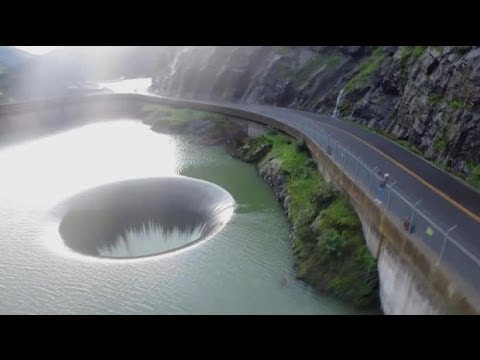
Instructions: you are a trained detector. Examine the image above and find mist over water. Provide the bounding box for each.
[107,222,207,258]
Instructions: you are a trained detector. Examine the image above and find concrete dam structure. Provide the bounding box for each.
[0,92,479,315]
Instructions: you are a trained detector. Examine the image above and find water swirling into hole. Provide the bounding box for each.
[57,176,235,259]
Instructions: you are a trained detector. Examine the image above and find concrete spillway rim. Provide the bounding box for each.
[47,176,237,262]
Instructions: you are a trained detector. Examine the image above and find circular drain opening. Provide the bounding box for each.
[58,177,235,258]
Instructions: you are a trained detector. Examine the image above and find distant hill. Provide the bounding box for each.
[0,46,33,103]
[0,47,32,71]
[4,46,160,100]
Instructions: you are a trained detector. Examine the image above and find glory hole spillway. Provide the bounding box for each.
[58,177,235,258]
[0,78,377,314]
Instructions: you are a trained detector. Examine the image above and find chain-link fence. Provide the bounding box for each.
[282,117,480,295]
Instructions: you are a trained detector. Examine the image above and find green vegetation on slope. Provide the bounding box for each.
[139,104,247,149]
[451,99,466,110]
[427,95,467,111]
[237,132,379,308]
[427,94,442,105]
[345,47,385,93]
[412,46,427,60]
[400,46,427,63]
[141,103,229,130]
[398,46,428,82]
[259,134,324,221]
[467,164,480,189]
[433,130,449,153]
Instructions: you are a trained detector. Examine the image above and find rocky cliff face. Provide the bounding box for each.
[150,46,480,181]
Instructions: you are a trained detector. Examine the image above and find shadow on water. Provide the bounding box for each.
[58,176,235,258]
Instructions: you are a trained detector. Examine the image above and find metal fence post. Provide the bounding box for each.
[408,200,422,233]
[437,225,458,266]
[354,155,359,181]
[386,181,397,211]
[369,167,378,195]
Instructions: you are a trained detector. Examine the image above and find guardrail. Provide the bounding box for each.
[291,119,480,294]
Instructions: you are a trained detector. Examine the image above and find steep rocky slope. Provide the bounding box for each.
[150,46,480,185]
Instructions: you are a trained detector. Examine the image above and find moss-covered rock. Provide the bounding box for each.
[234,140,272,163]
[141,104,248,147]
[140,104,380,308]
[236,132,379,308]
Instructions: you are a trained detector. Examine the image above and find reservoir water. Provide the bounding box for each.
[0,78,368,314]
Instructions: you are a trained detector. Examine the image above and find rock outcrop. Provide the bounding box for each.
[149,46,480,181]
[233,133,380,308]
